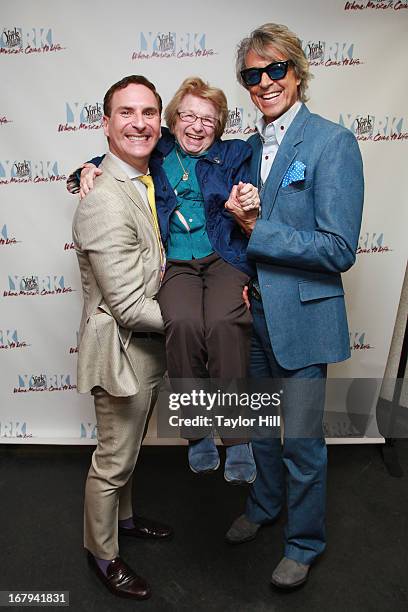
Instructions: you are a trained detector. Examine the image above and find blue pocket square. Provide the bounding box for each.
[281,161,306,187]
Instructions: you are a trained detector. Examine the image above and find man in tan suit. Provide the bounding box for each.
[72,75,171,601]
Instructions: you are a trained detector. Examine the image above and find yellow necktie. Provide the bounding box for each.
[137,175,166,278]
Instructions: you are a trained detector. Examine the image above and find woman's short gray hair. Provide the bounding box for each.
[236,23,312,102]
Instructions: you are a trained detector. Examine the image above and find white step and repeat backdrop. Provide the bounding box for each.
[1,0,407,444]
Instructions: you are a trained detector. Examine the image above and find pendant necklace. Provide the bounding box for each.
[175,149,189,181]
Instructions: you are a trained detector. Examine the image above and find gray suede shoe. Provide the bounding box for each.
[225,514,260,544]
[271,557,310,589]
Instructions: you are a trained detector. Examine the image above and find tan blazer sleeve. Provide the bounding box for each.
[73,185,164,333]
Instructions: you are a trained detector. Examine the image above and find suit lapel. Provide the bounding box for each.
[261,104,310,220]
[101,153,153,225]
[249,139,263,192]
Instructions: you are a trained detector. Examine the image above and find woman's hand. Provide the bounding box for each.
[225,182,259,236]
[80,163,103,199]
[236,182,260,212]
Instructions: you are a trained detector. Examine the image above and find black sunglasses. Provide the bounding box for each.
[240,60,291,87]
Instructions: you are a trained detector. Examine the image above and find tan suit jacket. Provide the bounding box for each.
[72,153,164,397]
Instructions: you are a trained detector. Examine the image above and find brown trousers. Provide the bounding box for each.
[158,253,252,445]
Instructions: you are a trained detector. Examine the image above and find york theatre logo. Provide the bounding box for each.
[58,101,103,132]
[14,373,77,393]
[354,115,374,138]
[9,275,39,294]
[339,113,408,141]
[224,107,257,136]
[15,160,31,178]
[0,160,66,185]
[80,103,103,123]
[0,421,32,439]
[131,31,217,60]
[349,332,374,351]
[344,1,408,10]
[1,26,21,48]
[0,328,29,350]
[157,32,176,53]
[28,374,46,388]
[3,274,75,297]
[0,26,64,55]
[302,40,363,67]
[305,41,325,61]
[357,232,392,254]
[226,108,243,132]
[0,224,20,246]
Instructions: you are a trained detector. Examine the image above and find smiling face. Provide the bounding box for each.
[103,83,161,172]
[173,93,218,155]
[245,46,300,124]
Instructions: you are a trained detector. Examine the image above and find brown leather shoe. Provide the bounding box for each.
[119,515,173,539]
[87,552,151,600]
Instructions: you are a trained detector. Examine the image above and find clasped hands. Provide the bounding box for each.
[225,182,259,236]
[78,166,260,239]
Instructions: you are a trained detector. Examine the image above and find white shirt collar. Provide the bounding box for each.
[108,151,149,180]
[255,101,302,146]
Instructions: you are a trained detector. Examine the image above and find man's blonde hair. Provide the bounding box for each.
[236,23,312,102]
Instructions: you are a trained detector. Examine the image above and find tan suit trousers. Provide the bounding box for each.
[83,335,165,560]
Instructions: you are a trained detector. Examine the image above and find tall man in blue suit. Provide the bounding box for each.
[225,23,364,589]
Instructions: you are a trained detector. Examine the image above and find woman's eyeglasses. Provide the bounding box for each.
[177,111,217,129]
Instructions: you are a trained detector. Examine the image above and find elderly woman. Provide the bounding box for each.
[68,77,259,484]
